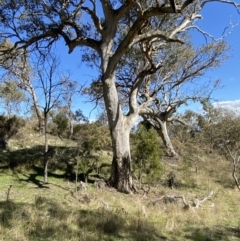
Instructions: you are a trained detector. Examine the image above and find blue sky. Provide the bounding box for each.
[176,3,240,113]
[196,4,240,104]
[57,2,240,118]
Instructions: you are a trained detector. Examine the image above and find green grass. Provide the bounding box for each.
[1,130,240,241]
[1,166,240,241]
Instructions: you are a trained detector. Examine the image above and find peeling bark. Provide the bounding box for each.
[109,123,136,193]
[101,70,137,192]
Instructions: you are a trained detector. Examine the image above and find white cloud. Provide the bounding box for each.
[212,100,240,112]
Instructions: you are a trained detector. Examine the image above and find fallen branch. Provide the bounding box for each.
[151,191,214,210]
[193,191,214,209]
[101,200,110,210]
[79,181,87,190]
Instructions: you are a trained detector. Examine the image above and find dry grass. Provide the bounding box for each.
[0,130,240,241]
[0,167,240,241]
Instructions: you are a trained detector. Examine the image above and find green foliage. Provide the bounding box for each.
[73,121,111,151]
[73,131,102,182]
[193,102,240,155]
[132,124,163,185]
[74,109,89,123]
[168,110,201,144]
[0,81,26,116]
[0,115,25,139]
[52,113,69,136]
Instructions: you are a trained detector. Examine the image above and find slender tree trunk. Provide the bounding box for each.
[43,111,49,183]
[69,112,73,139]
[156,120,178,158]
[27,84,45,133]
[139,159,142,189]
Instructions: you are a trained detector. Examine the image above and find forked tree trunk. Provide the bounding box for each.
[102,73,137,193]
[100,27,139,192]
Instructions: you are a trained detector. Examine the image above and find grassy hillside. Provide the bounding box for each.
[0,128,240,241]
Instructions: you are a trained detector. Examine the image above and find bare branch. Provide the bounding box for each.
[114,0,135,20]
[151,191,214,210]
[201,0,240,13]
[81,0,104,34]
[132,30,184,46]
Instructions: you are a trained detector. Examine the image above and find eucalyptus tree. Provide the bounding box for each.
[0,40,46,131]
[0,80,26,117]
[138,41,227,158]
[60,80,82,138]
[0,0,239,192]
[86,39,227,158]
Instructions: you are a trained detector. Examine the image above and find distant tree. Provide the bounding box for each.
[197,100,224,150]
[0,80,26,117]
[36,53,69,183]
[52,112,69,137]
[96,110,108,126]
[61,80,83,139]
[201,106,240,190]
[74,109,89,123]
[169,110,201,144]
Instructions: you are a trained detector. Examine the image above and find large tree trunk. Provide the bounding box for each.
[100,24,138,192]
[109,120,136,193]
[102,73,137,193]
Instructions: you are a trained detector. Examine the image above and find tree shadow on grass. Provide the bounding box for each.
[17,172,50,188]
[0,144,77,178]
[0,145,105,189]
[0,197,169,241]
[184,226,240,241]
[0,145,79,169]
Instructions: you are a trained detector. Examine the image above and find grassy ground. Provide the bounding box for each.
[1,132,240,241]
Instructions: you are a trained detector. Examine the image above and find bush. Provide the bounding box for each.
[51,113,69,137]
[73,122,111,151]
[132,123,163,186]
[0,115,25,139]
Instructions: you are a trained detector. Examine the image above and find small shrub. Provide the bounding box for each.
[0,115,25,139]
